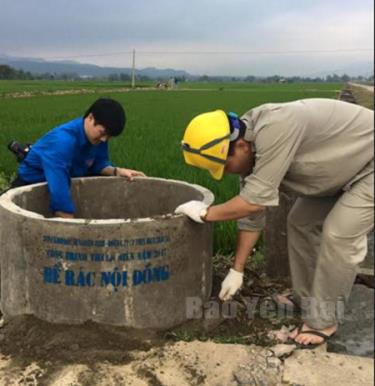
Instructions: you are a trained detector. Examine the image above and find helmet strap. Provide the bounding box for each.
[228,112,241,142]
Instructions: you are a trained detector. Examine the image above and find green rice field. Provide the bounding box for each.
[0,81,342,252]
[0,80,151,95]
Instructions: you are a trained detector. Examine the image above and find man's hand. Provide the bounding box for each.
[219,268,244,301]
[117,168,146,180]
[174,200,208,223]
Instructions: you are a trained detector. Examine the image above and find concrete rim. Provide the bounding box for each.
[0,176,214,224]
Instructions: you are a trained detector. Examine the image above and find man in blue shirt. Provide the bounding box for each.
[13,98,145,218]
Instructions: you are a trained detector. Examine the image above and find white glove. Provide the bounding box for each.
[219,268,244,301]
[174,200,208,223]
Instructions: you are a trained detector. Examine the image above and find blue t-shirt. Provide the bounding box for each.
[18,117,112,214]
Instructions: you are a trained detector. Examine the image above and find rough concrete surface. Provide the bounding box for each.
[283,347,374,386]
[0,177,214,329]
[349,82,374,117]
[359,231,374,275]
[328,284,374,358]
[265,192,295,280]
[350,83,374,93]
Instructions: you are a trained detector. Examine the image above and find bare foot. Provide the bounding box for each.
[289,323,338,345]
[275,294,295,307]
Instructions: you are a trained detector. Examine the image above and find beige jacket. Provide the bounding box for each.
[238,98,374,231]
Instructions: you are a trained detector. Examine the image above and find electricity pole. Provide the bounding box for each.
[131,49,136,89]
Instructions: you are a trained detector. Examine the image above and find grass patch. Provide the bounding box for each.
[0,82,342,253]
[0,172,10,192]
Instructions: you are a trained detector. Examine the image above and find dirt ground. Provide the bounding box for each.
[0,260,300,385]
[0,334,287,386]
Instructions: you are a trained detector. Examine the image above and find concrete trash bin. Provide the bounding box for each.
[0,177,214,329]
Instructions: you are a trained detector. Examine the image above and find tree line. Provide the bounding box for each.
[0,64,152,81]
[0,64,373,83]
[196,74,374,83]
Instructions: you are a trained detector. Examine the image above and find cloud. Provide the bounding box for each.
[0,0,373,75]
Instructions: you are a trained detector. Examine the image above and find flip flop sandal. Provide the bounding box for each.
[289,323,335,350]
[271,293,301,314]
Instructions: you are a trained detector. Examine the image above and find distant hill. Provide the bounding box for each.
[0,54,191,79]
[0,54,372,80]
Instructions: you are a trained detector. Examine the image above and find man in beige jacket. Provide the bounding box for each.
[175,98,374,347]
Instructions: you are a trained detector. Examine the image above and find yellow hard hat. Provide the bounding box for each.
[181,110,230,180]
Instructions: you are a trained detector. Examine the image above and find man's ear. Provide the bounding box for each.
[87,113,96,124]
[236,138,251,153]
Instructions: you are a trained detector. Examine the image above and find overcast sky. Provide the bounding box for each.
[0,0,373,76]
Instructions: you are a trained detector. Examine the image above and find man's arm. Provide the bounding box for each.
[218,229,261,301]
[233,229,261,273]
[205,195,264,222]
[40,138,76,218]
[91,143,146,179]
[100,166,117,176]
[175,195,265,223]
[100,166,146,179]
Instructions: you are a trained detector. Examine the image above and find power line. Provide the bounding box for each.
[42,48,374,60]
[139,49,373,54]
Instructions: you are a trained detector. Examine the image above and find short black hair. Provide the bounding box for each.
[228,117,246,156]
[84,98,126,137]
